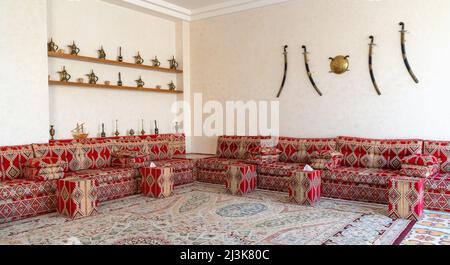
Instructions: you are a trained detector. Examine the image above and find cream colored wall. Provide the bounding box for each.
[0,0,49,146]
[190,0,450,154]
[47,0,182,139]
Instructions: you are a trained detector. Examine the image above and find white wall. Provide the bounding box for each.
[47,0,182,139]
[189,0,450,153]
[0,0,49,146]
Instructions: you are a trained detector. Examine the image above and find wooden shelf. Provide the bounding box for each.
[48,52,183,74]
[49,80,183,94]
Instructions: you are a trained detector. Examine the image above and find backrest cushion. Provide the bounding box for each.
[423,141,450,173]
[276,137,336,163]
[138,134,186,157]
[109,137,171,161]
[216,136,274,160]
[0,145,34,181]
[336,136,423,169]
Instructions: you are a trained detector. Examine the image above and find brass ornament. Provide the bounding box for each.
[67,41,80,55]
[101,123,106,138]
[98,46,106,59]
[48,38,59,52]
[135,76,145,88]
[49,125,56,141]
[168,81,176,91]
[115,120,120,137]
[86,70,99,84]
[168,56,179,70]
[152,56,161,67]
[134,52,144,65]
[154,120,159,135]
[129,128,135,136]
[141,119,146,136]
[58,66,71,82]
[117,47,123,62]
[117,72,123,86]
[329,55,350,74]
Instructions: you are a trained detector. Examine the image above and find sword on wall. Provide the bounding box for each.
[276,45,288,98]
[302,45,322,96]
[399,22,419,84]
[368,36,381,96]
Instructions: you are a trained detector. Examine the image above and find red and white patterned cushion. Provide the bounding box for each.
[402,154,440,166]
[258,162,305,177]
[400,164,440,178]
[0,179,58,201]
[322,167,401,186]
[336,136,423,170]
[276,137,336,164]
[196,157,240,171]
[154,159,195,172]
[249,146,282,156]
[0,145,34,181]
[424,141,450,173]
[70,167,136,186]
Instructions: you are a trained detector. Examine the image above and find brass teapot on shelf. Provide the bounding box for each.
[168,81,176,91]
[98,46,106,59]
[58,66,71,82]
[134,52,144,65]
[86,70,99,84]
[67,41,80,55]
[135,76,145,88]
[168,56,179,70]
[47,38,59,52]
[151,56,161,67]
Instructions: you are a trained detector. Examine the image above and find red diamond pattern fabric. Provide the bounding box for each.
[402,154,440,166]
[322,179,389,204]
[0,145,34,181]
[336,136,423,170]
[196,157,241,171]
[389,177,424,221]
[275,137,336,164]
[246,154,280,165]
[196,168,228,185]
[56,178,99,220]
[257,175,290,192]
[225,163,257,196]
[258,162,307,177]
[140,167,174,198]
[423,141,450,173]
[400,164,440,178]
[216,136,274,160]
[322,167,401,186]
[289,170,322,206]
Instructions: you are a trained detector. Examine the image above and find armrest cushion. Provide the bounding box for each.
[248,146,282,156]
[402,154,440,166]
[310,150,343,160]
[400,164,440,178]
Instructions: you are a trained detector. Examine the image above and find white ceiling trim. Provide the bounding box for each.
[121,0,293,21]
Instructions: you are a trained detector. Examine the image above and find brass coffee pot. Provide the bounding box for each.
[67,41,80,55]
[48,38,59,52]
[152,56,161,67]
[134,52,144,65]
[58,66,71,82]
[135,76,145,88]
[86,70,99,84]
[98,46,106,59]
[168,81,176,91]
[168,56,179,70]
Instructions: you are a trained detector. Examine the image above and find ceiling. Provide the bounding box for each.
[112,0,293,21]
[163,0,234,10]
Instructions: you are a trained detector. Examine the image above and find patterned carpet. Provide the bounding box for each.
[0,183,446,245]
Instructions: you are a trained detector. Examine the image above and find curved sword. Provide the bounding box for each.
[276,45,288,98]
[369,36,381,96]
[301,45,322,96]
[399,22,419,83]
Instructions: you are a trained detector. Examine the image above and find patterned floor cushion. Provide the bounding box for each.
[322,167,402,186]
[258,162,305,177]
[424,173,450,194]
[0,179,58,201]
[154,159,195,172]
[195,157,240,171]
[69,167,136,186]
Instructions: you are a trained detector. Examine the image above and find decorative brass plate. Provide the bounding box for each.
[329,55,350,74]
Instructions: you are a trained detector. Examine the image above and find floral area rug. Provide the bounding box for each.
[0,183,413,245]
[402,211,450,245]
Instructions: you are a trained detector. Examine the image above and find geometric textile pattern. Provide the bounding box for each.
[423,140,450,173]
[389,177,424,221]
[258,162,306,178]
[257,175,290,192]
[289,170,322,206]
[322,179,389,204]
[225,163,257,196]
[275,137,336,164]
[56,178,99,220]
[401,154,440,166]
[140,167,174,198]
[23,166,65,181]
[111,151,150,169]
[0,145,34,181]
[336,136,423,170]
[322,167,401,186]
[400,164,441,178]
[196,168,228,185]
[216,136,274,160]
[246,154,280,165]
